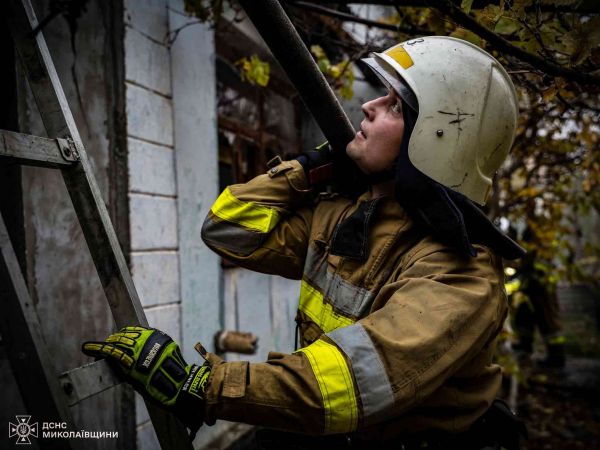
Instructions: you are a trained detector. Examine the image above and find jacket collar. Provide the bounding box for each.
[330,193,410,261]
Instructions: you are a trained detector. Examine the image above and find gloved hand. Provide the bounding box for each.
[295,141,333,187]
[82,326,209,439]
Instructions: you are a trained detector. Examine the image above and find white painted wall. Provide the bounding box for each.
[123,0,255,448]
[123,0,182,446]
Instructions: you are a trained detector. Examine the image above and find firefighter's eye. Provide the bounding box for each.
[390,101,402,115]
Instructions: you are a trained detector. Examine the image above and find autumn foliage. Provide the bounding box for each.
[185,0,599,288]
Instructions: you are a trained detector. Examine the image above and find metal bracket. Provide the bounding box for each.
[56,137,80,162]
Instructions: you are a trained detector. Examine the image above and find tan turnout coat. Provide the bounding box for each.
[200,159,507,440]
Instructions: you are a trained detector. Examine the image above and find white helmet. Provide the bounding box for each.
[362,36,518,205]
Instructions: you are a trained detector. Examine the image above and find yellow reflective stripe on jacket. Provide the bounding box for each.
[211,187,280,233]
[298,339,358,433]
[299,280,355,333]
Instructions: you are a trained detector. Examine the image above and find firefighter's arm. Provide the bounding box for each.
[203,248,505,435]
[202,245,506,435]
[201,160,314,279]
[203,350,328,434]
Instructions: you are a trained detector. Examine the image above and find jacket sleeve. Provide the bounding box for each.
[202,244,507,435]
[201,160,313,279]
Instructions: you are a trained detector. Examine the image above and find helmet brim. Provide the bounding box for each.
[361,56,418,112]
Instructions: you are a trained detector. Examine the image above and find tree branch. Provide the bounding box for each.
[284,1,433,35]
[314,0,600,15]
[284,0,599,85]
[423,0,600,85]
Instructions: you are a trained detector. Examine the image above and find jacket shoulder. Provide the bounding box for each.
[400,235,503,280]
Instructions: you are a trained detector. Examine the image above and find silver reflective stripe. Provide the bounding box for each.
[331,277,375,318]
[201,215,264,255]
[304,246,376,318]
[327,323,394,427]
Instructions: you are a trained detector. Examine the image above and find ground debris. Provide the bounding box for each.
[506,357,600,449]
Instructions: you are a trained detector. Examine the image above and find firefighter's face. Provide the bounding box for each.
[346,90,405,175]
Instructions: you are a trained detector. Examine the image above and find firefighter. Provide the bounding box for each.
[511,229,566,368]
[83,37,527,449]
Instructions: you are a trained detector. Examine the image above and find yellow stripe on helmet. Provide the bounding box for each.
[299,339,358,434]
[211,187,280,233]
[299,280,355,333]
[385,45,414,69]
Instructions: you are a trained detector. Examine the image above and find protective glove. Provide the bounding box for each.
[82,326,209,439]
[295,141,334,187]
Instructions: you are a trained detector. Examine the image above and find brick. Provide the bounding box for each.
[124,0,168,44]
[128,138,176,196]
[126,83,173,146]
[129,194,177,250]
[125,27,171,96]
[144,303,181,343]
[135,393,150,426]
[136,420,160,450]
[131,251,179,307]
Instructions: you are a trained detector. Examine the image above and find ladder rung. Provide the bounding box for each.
[59,359,122,407]
[0,129,79,168]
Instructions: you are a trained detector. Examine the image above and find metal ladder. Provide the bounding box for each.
[0,1,194,448]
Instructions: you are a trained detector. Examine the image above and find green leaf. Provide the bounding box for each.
[450,28,483,46]
[461,0,474,14]
[339,83,354,100]
[318,59,331,73]
[236,54,270,87]
[511,0,534,19]
[476,5,503,29]
[495,17,522,35]
[310,44,326,60]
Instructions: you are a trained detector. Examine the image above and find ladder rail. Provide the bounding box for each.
[0,213,81,450]
[7,0,145,328]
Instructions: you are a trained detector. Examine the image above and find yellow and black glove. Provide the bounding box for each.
[82,326,209,439]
